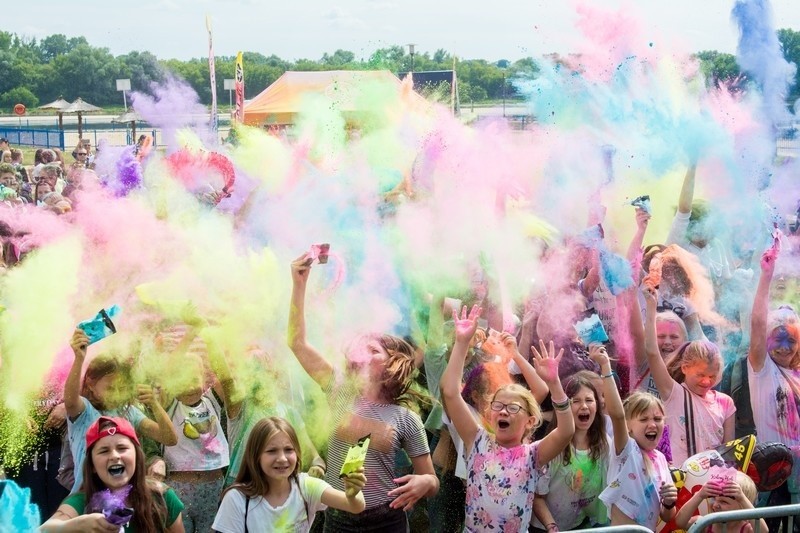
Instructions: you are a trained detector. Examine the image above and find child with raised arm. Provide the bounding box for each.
[599,367,677,530]
[643,286,735,466]
[288,253,437,532]
[440,305,574,532]
[64,329,178,495]
[531,344,613,532]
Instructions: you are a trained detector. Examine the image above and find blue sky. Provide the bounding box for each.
[7,0,800,61]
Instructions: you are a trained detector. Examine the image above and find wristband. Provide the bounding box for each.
[601,371,616,379]
[552,398,571,411]
[661,500,676,510]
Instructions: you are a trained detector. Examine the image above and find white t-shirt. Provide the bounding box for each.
[164,395,229,472]
[532,437,612,530]
[748,355,800,447]
[599,437,672,531]
[663,381,736,466]
[442,412,467,479]
[212,473,329,533]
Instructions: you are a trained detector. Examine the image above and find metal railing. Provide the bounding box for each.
[687,502,800,533]
[572,526,654,533]
[0,127,64,149]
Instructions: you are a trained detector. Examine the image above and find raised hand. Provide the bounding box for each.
[531,340,563,386]
[70,329,90,360]
[760,246,778,276]
[635,207,651,232]
[643,285,658,310]
[290,252,314,285]
[452,305,482,344]
[588,343,610,370]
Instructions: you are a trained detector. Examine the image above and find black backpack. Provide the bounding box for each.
[719,356,756,438]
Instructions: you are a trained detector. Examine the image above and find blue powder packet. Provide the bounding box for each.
[77,305,121,345]
[573,314,609,346]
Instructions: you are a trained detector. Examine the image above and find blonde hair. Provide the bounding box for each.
[492,383,542,438]
[665,340,722,384]
[656,311,688,341]
[623,391,665,420]
[735,471,757,504]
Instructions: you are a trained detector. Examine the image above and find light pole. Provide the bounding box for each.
[407,43,416,72]
[224,79,235,111]
[116,79,131,111]
[496,60,509,117]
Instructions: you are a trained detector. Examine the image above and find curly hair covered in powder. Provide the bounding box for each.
[652,244,726,326]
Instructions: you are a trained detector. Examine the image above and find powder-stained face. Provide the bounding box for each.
[767,326,799,368]
[681,362,720,397]
[656,320,685,357]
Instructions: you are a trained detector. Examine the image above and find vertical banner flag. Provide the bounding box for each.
[234,51,244,122]
[205,15,218,132]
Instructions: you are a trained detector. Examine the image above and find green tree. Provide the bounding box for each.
[694,51,742,87]
[119,51,166,92]
[778,28,800,107]
[0,87,39,111]
[321,49,355,67]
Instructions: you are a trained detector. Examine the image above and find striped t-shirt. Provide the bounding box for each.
[323,377,430,510]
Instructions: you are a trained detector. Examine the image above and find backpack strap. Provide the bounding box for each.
[244,494,250,533]
[683,386,697,457]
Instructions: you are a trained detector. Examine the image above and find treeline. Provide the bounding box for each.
[0,30,798,113]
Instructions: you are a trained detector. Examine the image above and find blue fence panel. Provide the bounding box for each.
[0,127,64,149]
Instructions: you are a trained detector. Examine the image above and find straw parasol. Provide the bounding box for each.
[39,97,71,130]
[63,98,103,139]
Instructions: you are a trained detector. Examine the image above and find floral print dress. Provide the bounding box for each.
[464,428,542,532]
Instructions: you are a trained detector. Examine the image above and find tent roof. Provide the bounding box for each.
[243,70,426,125]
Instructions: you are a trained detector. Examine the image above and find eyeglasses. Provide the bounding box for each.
[490,401,529,414]
[657,300,686,317]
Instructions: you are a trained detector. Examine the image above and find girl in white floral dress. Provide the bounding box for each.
[440,305,575,532]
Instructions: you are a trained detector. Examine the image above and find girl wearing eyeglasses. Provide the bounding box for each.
[440,305,574,532]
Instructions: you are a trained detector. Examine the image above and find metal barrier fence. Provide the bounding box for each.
[572,526,654,533]
[0,127,64,149]
[688,502,800,533]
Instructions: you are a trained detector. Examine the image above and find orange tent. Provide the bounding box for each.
[243,70,428,126]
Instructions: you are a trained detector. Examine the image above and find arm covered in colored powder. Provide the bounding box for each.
[504,333,548,404]
[643,287,675,401]
[591,343,627,455]
[533,340,575,465]
[748,248,777,372]
[440,305,482,454]
[287,253,334,387]
[65,329,89,420]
